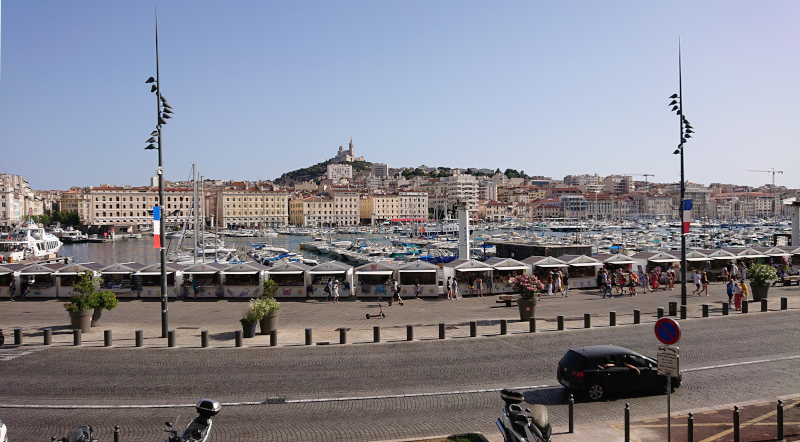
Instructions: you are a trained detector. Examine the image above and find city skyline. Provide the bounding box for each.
[2,1,799,190]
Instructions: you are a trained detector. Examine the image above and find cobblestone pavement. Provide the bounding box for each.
[1,283,798,441]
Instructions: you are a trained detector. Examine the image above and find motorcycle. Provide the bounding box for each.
[1,417,7,442]
[163,399,221,442]
[496,389,552,442]
[51,425,97,442]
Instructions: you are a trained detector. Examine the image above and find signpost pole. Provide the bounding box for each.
[667,373,671,442]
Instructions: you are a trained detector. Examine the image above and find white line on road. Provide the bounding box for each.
[1,354,798,409]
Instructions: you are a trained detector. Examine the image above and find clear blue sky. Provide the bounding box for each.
[2,1,798,190]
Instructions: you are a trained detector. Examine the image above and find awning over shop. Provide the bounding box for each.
[398,269,437,273]
[354,270,394,275]
[267,270,304,275]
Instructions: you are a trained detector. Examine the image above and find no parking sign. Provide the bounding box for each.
[654,317,681,345]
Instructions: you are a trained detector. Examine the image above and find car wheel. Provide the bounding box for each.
[587,384,604,401]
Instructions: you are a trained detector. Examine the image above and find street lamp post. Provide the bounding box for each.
[144,11,174,338]
[668,41,695,308]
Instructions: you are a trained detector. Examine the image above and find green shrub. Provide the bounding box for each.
[88,290,119,311]
[263,279,279,299]
[748,263,777,287]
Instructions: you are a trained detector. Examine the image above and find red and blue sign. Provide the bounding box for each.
[654,317,681,345]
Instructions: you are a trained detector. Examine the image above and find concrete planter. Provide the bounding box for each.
[750,284,769,301]
[241,321,257,338]
[517,298,538,321]
[69,310,93,333]
[259,310,280,335]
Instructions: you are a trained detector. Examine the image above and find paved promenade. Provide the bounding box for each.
[3,282,798,348]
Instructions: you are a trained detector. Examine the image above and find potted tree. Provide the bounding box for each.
[513,274,544,321]
[64,271,97,333]
[256,280,281,335]
[240,300,261,339]
[87,290,119,326]
[747,263,777,301]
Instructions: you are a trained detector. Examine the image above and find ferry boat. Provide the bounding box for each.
[0,220,63,263]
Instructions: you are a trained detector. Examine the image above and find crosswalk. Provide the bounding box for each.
[0,347,46,361]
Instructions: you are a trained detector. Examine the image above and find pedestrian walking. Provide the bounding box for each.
[599,269,608,294]
[9,279,15,301]
[726,279,734,307]
[192,277,200,299]
[392,278,404,305]
[562,272,569,297]
[468,275,475,297]
[452,277,460,300]
[650,269,659,291]
[741,265,747,281]
[641,271,650,293]
[733,281,743,311]
[555,270,563,295]
[413,280,423,298]
[446,276,453,300]
[692,270,701,295]
[332,280,340,303]
[20,279,29,300]
[628,272,637,296]
[475,275,483,297]
[486,276,493,295]
[325,278,333,302]
[700,271,709,296]
[602,279,613,298]
[547,271,553,295]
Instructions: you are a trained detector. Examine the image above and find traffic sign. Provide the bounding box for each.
[654,317,681,345]
[658,344,679,355]
[657,352,680,375]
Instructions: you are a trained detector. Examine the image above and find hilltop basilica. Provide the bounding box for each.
[331,137,364,163]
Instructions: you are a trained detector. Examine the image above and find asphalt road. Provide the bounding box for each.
[2,308,799,441]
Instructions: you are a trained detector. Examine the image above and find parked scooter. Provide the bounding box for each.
[51,425,97,442]
[1,417,7,442]
[163,399,221,442]
[496,389,552,442]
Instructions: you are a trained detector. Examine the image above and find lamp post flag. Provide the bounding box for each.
[682,199,693,234]
[153,206,162,248]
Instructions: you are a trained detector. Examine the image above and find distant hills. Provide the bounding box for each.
[276,160,372,186]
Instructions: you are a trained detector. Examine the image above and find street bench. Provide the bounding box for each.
[496,295,518,307]
[780,276,799,286]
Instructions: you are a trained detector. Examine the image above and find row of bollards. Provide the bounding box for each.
[14,296,793,348]
[621,400,786,442]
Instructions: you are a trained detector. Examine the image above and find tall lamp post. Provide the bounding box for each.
[144,12,175,338]
[667,41,695,308]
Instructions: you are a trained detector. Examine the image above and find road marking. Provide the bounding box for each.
[683,354,800,372]
[698,399,800,442]
[0,347,45,361]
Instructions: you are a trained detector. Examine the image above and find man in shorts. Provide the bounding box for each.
[692,270,701,295]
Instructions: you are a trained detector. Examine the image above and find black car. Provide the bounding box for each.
[0,328,4,346]
[557,345,681,401]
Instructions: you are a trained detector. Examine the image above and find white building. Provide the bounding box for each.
[327,163,353,181]
[370,163,389,178]
[0,174,34,227]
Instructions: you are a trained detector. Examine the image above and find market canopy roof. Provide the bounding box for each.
[0,265,14,275]
[444,259,493,271]
[521,256,568,267]
[19,263,63,275]
[354,261,401,274]
[398,260,440,272]
[557,254,603,267]
[221,262,269,274]
[763,247,793,257]
[183,263,228,274]
[685,250,713,262]
[266,262,312,274]
[54,262,105,275]
[636,251,679,263]
[135,263,187,276]
[483,257,529,271]
[733,247,769,259]
[309,261,353,274]
[99,262,147,274]
[599,254,637,265]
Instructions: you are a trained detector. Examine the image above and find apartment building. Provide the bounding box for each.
[328,186,361,226]
[217,189,288,229]
[446,173,478,212]
[0,174,33,227]
[359,191,428,223]
[60,190,91,224]
[327,163,353,181]
[87,186,200,230]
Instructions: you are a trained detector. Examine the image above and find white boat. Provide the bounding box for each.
[0,220,63,263]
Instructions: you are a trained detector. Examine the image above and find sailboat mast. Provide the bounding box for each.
[193,163,197,265]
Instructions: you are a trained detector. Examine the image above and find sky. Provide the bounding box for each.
[1,1,799,191]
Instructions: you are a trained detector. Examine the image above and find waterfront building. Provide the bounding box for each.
[60,189,91,224]
[0,174,34,227]
[87,185,198,231]
[359,191,428,224]
[327,186,361,226]
[446,172,478,212]
[216,188,288,229]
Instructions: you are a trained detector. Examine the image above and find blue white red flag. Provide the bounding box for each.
[682,199,693,234]
[153,206,162,249]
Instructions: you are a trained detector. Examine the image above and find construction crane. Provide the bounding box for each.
[747,168,784,217]
[622,173,655,189]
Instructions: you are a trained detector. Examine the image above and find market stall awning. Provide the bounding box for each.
[686,258,713,262]
[398,269,437,273]
[570,262,603,267]
[266,270,303,274]
[136,271,176,276]
[456,267,492,272]
[221,270,259,274]
[492,266,529,271]
[182,270,219,274]
[309,270,348,274]
[650,259,679,263]
[535,263,569,267]
[355,270,394,275]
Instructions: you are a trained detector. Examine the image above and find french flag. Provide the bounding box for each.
[153,206,162,249]
[682,199,693,234]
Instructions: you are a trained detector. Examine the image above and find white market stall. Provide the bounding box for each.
[267,262,312,298]
[442,259,493,296]
[134,263,186,298]
[703,249,738,280]
[98,263,147,298]
[220,262,269,298]
[181,262,227,298]
[354,261,399,297]
[397,260,440,298]
[307,261,354,298]
[0,265,16,298]
[54,262,105,298]
[18,263,62,297]
[684,250,713,273]
[630,251,680,282]
[484,257,528,294]
[521,256,568,282]
[557,254,602,289]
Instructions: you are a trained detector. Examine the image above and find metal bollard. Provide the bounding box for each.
[406,324,413,341]
[733,406,740,442]
[722,302,729,315]
[568,394,574,433]
[270,329,277,347]
[135,330,143,347]
[14,328,22,345]
[439,322,445,339]
[114,425,120,442]
[201,330,209,348]
[680,304,687,320]
[610,311,616,327]
[305,328,312,346]
[669,301,677,316]
[584,313,591,329]
[624,403,630,442]
[657,307,665,318]
[557,315,564,330]
[702,303,709,317]
[761,299,768,312]
[43,328,51,346]
[500,319,507,335]
[339,327,347,344]
[168,330,175,347]
[104,330,112,347]
[688,413,694,442]
[373,325,380,343]
[235,330,242,347]
[781,296,788,310]
[742,300,748,314]
[529,317,536,333]
[73,329,81,346]
[778,400,784,441]
[470,321,477,338]
[634,309,640,324]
